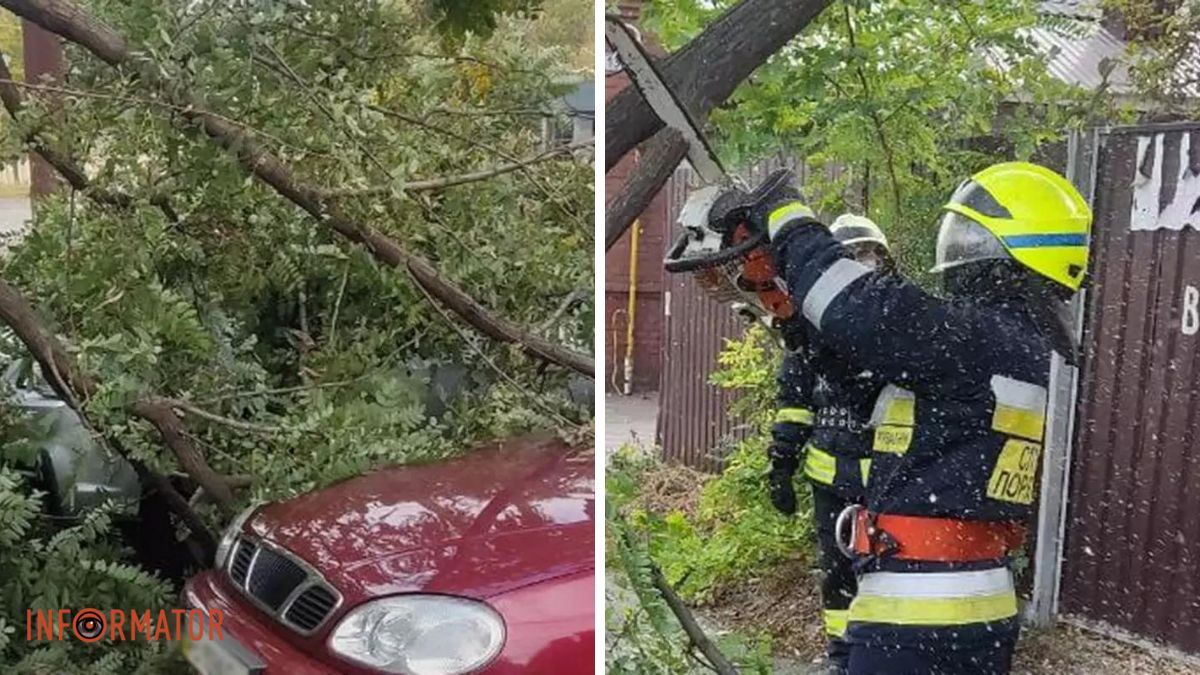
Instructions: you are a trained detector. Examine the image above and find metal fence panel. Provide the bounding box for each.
[1061,124,1200,652]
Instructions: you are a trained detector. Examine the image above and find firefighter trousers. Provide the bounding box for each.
[847,631,1017,674]
[811,484,858,669]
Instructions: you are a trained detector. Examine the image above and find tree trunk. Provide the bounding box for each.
[603,0,832,249]
[604,128,686,250]
[0,0,594,378]
[605,0,833,171]
[21,17,64,197]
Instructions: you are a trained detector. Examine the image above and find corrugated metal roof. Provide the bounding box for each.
[1039,0,1102,20]
[1025,21,1132,92]
[1027,3,1200,99]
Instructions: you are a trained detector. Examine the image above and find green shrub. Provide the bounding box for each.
[605,327,807,673]
[0,469,181,674]
[645,326,815,601]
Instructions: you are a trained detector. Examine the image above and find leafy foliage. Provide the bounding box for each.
[646,0,1122,282]
[2,0,592,491]
[655,327,813,600]
[605,327,804,673]
[0,469,181,672]
[1104,0,1200,112]
[0,0,591,670]
[428,0,545,39]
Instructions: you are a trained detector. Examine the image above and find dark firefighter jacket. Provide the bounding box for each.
[772,341,884,501]
[770,219,1053,524]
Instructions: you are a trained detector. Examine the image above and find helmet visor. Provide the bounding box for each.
[931,210,1011,274]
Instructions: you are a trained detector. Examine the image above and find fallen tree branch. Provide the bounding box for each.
[405,267,574,427]
[366,103,591,232]
[0,277,235,517]
[604,0,833,250]
[648,564,738,675]
[318,139,593,198]
[0,0,593,378]
[615,518,738,675]
[605,128,687,250]
[158,398,295,435]
[0,78,322,163]
[131,460,215,562]
[188,474,252,508]
[425,107,556,118]
[605,0,833,170]
[196,378,361,405]
[538,286,590,333]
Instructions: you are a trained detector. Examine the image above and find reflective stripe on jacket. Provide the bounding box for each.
[774,340,883,499]
[771,215,1053,523]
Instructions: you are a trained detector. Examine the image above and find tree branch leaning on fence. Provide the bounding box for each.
[0,0,594,378]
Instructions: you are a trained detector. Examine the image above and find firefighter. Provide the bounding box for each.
[768,215,893,675]
[748,162,1089,674]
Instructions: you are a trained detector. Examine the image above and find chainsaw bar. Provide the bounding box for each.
[604,15,727,185]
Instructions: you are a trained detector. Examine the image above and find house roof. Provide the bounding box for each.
[993,1,1200,98]
[993,1,1200,99]
[1025,19,1131,92]
[561,81,595,117]
[1039,0,1102,21]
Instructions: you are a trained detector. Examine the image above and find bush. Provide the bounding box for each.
[0,469,181,674]
[605,326,811,673]
[648,326,814,601]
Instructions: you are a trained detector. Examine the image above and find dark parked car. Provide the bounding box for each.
[2,358,140,516]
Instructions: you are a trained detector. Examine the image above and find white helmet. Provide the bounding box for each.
[830,213,889,251]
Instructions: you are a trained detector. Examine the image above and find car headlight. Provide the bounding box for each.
[213,503,259,569]
[328,595,506,674]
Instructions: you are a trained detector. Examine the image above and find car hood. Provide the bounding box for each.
[246,433,594,602]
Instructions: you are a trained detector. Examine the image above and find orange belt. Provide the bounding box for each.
[853,510,1026,562]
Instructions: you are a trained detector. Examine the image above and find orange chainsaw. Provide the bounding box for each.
[606,16,796,331]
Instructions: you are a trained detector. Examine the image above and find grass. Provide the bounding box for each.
[629,459,1199,675]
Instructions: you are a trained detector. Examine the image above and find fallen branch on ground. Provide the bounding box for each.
[615,518,739,675]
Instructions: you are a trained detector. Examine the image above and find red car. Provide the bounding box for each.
[182,434,594,674]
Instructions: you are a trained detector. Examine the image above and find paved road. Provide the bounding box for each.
[605,391,659,453]
[0,196,31,251]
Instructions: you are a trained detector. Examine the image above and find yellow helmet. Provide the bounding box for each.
[931,162,1092,292]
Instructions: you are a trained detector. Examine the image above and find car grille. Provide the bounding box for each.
[285,585,339,632]
[225,537,340,634]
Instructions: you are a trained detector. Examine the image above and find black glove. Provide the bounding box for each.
[779,315,809,353]
[747,170,810,238]
[766,445,799,515]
